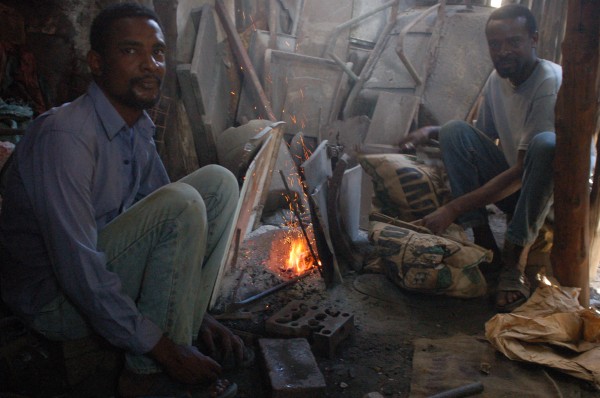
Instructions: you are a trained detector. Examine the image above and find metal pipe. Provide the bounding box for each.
[395,2,442,87]
[228,270,313,311]
[427,382,484,398]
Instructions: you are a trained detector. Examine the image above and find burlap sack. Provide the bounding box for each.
[369,221,491,298]
[359,153,451,221]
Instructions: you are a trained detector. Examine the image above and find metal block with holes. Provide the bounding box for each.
[265,300,354,358]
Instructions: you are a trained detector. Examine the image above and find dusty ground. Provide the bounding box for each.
[3,216,600,398]
[216,266,600,398]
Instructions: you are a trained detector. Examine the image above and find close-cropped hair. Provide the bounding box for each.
[487,4,537,36]
[90,2,163,55]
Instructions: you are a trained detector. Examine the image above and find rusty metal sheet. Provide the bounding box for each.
[294,0,353,59]
[237,29,297,124]
[422,6,494,124]
[365,91,420,145]
[264,50,348,139]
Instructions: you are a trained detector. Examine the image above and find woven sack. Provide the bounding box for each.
[359,153,451,221]
[369,221,491,298]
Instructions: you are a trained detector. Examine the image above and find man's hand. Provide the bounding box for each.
[414,204,459,235]
[149,335,222,385]
[398,126,440,152]
[198,313,245,366]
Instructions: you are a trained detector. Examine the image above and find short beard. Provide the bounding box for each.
[119,76,162,110]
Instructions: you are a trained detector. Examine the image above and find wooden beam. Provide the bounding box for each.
[551,1,600,306]
[214,0,276,121]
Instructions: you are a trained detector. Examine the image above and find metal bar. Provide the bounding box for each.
[228,270,313,311]
[278,169,323,276]
[395,2,442,87]
[427,381,484,398]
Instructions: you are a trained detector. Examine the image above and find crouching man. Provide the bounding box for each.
[399,4,561,312]
[0,3,244,397]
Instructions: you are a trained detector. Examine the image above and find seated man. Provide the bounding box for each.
[0,3,244,397]
[399,4,561,312]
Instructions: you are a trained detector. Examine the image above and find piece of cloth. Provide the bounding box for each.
[0,81,168,355]
[475,59,562,167]
[31,165,239,373]
[439,122,555,246]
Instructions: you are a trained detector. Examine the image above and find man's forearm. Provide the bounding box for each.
[446,165,522,217]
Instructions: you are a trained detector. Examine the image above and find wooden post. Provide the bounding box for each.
[552,0,600,306]
[153,0,198,179]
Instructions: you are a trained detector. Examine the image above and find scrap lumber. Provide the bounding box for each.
[176,4,236,166]
[552,1,599,306]
[236,29,296,124]
[301,140,343,284]
[264,50,348,138]
[210,122,285,309]
[214,0,276,121]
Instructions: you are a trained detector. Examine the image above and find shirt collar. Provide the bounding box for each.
[88,82,156,141]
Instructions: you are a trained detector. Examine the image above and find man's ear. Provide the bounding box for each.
[531,31,539,47]
[87,50,103,77]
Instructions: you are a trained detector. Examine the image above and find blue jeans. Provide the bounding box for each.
[438,120,555,246]
[31,165,239,373]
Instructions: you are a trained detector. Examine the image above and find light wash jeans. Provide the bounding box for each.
[31,165,239,373]
[438,120,555,246]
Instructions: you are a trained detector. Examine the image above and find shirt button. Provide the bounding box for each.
[124,160,130,165]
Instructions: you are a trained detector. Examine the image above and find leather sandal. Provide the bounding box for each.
[495,266,531,313]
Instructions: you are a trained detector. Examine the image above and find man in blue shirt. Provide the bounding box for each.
[0,3,243,397]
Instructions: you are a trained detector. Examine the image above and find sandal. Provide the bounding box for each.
[495,266,531,313]
[207,379,237,398]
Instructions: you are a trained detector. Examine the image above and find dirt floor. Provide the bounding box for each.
[216,268,600,398]
[3,215,600,398]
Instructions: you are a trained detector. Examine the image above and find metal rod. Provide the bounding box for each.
[428,382,484,398]
[228,270,313,311]
[278,169,322,276]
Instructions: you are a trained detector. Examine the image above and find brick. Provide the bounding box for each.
[259,338,327,398]
[265,300,354,358]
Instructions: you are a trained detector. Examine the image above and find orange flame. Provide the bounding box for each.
[286,237,314,274]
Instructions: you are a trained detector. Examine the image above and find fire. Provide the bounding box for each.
[285,237,314,274]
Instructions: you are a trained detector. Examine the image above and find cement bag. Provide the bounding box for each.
[359,153,451,222]
[486,285,600,386]
[369,221,491,298]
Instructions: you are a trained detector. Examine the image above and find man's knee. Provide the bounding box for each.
[153,182,206,220]
[528,132,555,157]
[438,120,473,147]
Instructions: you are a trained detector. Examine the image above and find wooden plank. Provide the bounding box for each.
[552,1,600,306]
[189,4,235,150]
[301,140,343,284]
[176,64,217,166]
[210,123,285,309]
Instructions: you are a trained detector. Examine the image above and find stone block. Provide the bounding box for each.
[259,338,326,398]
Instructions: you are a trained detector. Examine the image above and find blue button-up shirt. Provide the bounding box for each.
[0,82,170,354]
